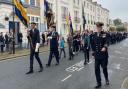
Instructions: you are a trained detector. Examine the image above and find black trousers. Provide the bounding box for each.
[59,48,66,58]
[30,48,43,71]
[84,48,90,63]
[1,45,4,53]
[47,49,59,66]
[68,46,73,60]
[95,58,109,85]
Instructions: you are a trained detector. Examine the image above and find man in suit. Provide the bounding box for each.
[46,25,59,67]
[26,22,43,74]
[91,22,109,88]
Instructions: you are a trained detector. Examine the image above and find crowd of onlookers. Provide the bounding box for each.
[0,31,23,54]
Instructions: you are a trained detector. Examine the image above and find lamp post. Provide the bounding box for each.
[12,0,15,54]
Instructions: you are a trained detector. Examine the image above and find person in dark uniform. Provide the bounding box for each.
[26,22,43,74]
[91,22,109,88]
[42,32,45,46]
[46,25,59,67]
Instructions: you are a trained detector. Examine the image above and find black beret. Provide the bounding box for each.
[31,22,36,25]
[96,22,104,27]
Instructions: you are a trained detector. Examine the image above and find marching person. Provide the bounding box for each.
[67,33,74,60]
[83,29,90,65]
[91,22,109,88]
[26,22,43,74]
[59,36,66,59]
[42,32,45,47]
[46,25,60,67]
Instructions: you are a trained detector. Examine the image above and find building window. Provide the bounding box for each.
[29,16,40,29]
[78,0,79,5]
[30,0,36,6]
[61,6,68,20]
[84,1,86,7]
[35,17,38,22]
[74,0,76,3]
[31,17,34,22]
[90,5,92,11]
[61,24,67,34]
[87,3,89,9]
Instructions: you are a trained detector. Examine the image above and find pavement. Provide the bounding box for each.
[0,39,128,89]
[0,46,50,61]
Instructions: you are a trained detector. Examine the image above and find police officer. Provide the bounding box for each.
[26,22,43,74]
[91,22,109,88]
[46,25,59,67]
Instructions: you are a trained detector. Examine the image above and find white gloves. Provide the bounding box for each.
[47,36,52,39]
[35,43,40,52]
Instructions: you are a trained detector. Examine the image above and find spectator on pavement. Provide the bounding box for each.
[17,31,23,49]
[5,32,9,52]
[0,32,5,53]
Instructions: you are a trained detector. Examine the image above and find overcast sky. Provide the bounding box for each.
[95,0,128,22]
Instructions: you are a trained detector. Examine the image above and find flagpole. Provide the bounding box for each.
[12,0,15,54]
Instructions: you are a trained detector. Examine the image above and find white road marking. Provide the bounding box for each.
[114,50,122,54]
[88,60,93,64]
[77,67,84,71]
[119,57,126,59]
[111,63,128,72]
[65,60,93,73]
[116,64,121,70]
[61,74,72,82]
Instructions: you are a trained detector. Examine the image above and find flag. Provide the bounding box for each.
[66,15,70,33]
[69,13,74,35]
[82,5,86,30]
[14,0,29,27]
[44,0,50,17]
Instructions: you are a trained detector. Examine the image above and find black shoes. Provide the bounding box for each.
[106,80,110,85]
[26,70,34,74]
[84,62,87,65]
[95,80,109,89]
[46,64,51,67]
[95,84,102,89]
[55,63,59,66]
[26,67,43,74]
[38,67,43,72]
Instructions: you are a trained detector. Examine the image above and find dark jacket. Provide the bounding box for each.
[17,33,23,43]
[0,35,5,46]
[5,34,9,44]
[42,33,45,43]
[29,28,40,48]
[84,34,90,49]
[47,31,59,50]
[91,31,108,59]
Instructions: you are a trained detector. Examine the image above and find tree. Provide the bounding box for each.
[116,26,127,32]
[113,19,122,26]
